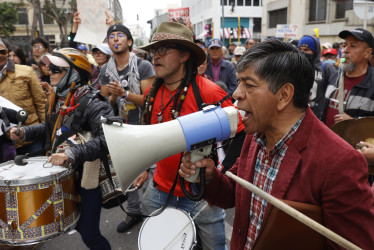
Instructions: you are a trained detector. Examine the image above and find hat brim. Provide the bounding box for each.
[339,30,356,40]
[140,39,206,66]
[42,54,70,68]
[208,44,222,49]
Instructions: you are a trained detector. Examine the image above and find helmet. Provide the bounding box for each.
[54,48,92,82]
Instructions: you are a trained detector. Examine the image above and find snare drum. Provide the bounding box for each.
[0,156,79,245]
[138,207,196,250]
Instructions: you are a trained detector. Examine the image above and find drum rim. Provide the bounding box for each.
[138,207,197,250]
[0,157,72,186]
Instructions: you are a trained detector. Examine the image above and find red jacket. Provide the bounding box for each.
[205,108,374,249]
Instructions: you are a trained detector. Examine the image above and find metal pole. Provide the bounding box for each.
[222,0,225,41]
[37,0,44,36]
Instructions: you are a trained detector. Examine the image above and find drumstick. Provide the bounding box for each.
[225,171,361,250]
[162,203,209,250]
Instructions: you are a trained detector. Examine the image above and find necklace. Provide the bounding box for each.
[157,85,179,123]
[165,77,184,85]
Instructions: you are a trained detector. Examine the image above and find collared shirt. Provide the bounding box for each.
[245,113,305,249]
[211,57,222,82]
[0,61,8,81]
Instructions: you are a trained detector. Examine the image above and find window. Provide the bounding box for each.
[229,0,235,7]
[245,0,252,6]
[269,8,287,28]
[309,0,327,22]
[17,8,28,25]
[43,13,54,25]
[253,0,260,6]
[336,0,353,19]
[221,0,228,6]
[237,0,244,6]
[253,18,261,33]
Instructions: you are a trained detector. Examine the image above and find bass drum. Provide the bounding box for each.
[0,156,79,245]
[138,207,196,250]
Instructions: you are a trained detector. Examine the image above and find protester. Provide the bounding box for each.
[322,28,374,127]
[244,39,256,50]
[0,39,46,156]
[140,21,245,250]
[8,45,27,65]
[179,39,374,249]
[27,37,49,73]
[78,44,88,55]
[205,38,238,97]
[226,43,237,61]
[10,48,113,250]
[91,43,112,90]
[298,35,335,120]
[231,46,246,68]
[99,24,155,233]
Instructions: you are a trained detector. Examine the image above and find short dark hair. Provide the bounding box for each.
[237,39,314,109]
[332,42,340,50]
[31,37,49,49]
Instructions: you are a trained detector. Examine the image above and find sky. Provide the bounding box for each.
[119,0,181,37]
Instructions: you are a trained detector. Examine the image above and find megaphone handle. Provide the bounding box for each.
[15,122,22,136]
[185,145,213,183]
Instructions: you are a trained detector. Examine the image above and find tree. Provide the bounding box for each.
[41,0,77,47]
[0,2,18,37]
[134,38,144,47]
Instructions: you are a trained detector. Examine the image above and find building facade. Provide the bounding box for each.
[262,0,374,44]
[1,0,122,56]
[181,0,263,46]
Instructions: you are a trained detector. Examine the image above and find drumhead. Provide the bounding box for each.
[0,156,69,185]
[138,207,196,250]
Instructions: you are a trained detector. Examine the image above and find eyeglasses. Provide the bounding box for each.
[108,33,125,40]
[0,49,7,55]
[49,64,66,74]
[39,62,48,67]
[92,51,105,56]
[33,45,44,50]
[150,45,180,57]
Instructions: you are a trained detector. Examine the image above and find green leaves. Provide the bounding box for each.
[0,2,18,37]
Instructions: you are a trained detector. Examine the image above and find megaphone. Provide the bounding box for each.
[102,105,238,192]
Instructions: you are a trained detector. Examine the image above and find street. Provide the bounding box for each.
[34,204,235,250]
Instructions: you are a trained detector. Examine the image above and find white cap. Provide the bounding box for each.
[92,43,112,56]
[322,42,332,49]
[234,46,246,56]
[41,54,70,67]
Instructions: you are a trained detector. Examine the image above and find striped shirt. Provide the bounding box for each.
[245,113,305,249]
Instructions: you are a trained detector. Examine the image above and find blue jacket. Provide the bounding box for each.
[205,57,238,96]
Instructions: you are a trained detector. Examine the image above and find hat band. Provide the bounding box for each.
[152,32,191,43]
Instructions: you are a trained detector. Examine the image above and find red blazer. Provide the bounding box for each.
[205,108,374,250]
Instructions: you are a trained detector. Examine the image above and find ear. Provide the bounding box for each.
[128,39,133,47]
[365,47,373,60]
[180,50,190,63]
[276,83,294,111]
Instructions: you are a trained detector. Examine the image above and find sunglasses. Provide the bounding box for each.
[33,45,44,50]
[149,45,181,57]
[49,64,66,74]
[0,49,7,55]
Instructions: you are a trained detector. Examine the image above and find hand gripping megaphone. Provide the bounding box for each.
[102,105,239,193]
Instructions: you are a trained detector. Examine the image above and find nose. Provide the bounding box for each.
[232,81,244,101]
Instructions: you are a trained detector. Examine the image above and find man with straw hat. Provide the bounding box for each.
[139,21,246,250]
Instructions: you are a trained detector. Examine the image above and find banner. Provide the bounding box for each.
[74,0,108,46]
[168,7,191,28]
[275,24,298,38]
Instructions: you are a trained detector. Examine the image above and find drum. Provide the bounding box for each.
[138,208,196,250]
[0,156,79,245]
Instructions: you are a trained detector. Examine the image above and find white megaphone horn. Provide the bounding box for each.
[102,105,239,192]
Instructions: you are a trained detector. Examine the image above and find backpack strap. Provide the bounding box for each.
[191,76,204,110]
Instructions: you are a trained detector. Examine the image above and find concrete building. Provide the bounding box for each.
[262,0,374,44]
[181,0,262,46]
[1,0,122,55]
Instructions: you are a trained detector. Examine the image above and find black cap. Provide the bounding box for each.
[339,28,374,49]
[106,24,133,42]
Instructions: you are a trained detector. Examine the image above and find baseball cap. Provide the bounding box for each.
[92,43,112,56]
[234,46,246,56]
[339,28,374,49]
[208,38,223,49]
[41,53,70,68]
[322,42,331,49]
[77,44,88,51]
[322,48,338,56]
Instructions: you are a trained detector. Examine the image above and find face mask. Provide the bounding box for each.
[324,59,336,65]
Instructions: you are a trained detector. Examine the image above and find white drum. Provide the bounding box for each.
[0,156,79,245]
[138,207,196,250]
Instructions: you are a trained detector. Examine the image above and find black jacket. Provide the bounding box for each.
[24,91,113,167]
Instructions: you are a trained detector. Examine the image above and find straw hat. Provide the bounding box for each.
[141,22,206,66]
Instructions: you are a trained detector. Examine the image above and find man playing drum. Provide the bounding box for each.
[179,40,374,249]
[10,48,113,249]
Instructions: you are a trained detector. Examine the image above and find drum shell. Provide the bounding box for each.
[0,157,80,245]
